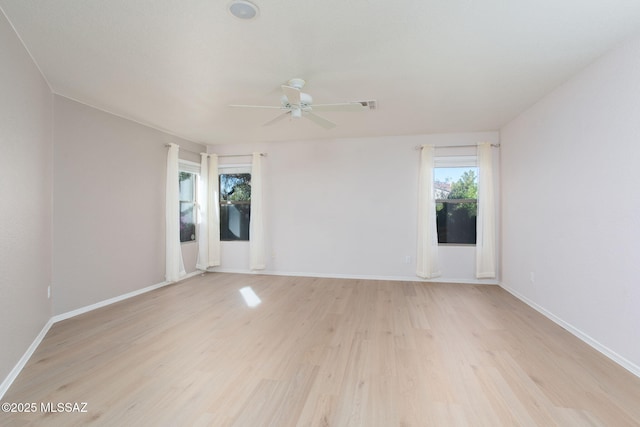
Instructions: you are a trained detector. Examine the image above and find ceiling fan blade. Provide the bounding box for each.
[281,85,301,106]
[305,112,336,129]
[263,111,290,127]
[311,102,368,112]
[229,104,283,109]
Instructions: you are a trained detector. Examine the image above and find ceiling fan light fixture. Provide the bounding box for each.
[228,0,259,20]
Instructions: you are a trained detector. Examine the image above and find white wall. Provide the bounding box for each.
[53,96,205,315]
[212,132,499,283]
[0,11,53,386]
[501,35,640,371]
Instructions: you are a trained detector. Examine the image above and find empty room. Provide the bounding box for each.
[1,0,640,425]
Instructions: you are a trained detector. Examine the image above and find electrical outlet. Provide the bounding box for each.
[404,255,411,264]
[530,272,535,283]
[47,285,51,299]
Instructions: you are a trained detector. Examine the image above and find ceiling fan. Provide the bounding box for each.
[229,78,376,129]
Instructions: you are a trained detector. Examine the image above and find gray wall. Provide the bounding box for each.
[501,35,640,371]
[1,9,206,388]
[0,11,53,385]
[53,96,205,315]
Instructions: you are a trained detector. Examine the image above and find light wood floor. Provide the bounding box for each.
[2,273,640,426]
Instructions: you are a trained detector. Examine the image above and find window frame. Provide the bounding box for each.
[178,160,200,244]
[434,156,478,246]
[218,164,252,242]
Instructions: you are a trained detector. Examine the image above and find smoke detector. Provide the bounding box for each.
[228,1,259,20]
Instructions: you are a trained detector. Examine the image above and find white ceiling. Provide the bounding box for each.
[2,0,640,145]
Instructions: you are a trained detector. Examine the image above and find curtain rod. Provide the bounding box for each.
[216,153,267,158]
[164,144,201,155]
[414,143,500,150]
[164,145,267,157]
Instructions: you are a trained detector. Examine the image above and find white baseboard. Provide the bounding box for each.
[0,318,54,399]
[500,283,640,379]
[0,270,203,400]
[52,281,167,323]
[210,268,499,285]
[52,270,202,323]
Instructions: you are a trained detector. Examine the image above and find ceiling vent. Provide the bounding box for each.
[358,100,377,110]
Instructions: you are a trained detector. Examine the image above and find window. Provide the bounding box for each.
[434,165,478,245]
[179,171,197,243]
[220,172,251,241]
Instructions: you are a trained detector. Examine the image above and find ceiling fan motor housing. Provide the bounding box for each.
[281,92,312,109]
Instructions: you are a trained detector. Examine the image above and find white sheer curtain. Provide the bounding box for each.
[249,153,266,270]
[416,145,441,279]
[476,143,496,278]
[196,153,221,270]
[196,153,209,271]
[166,143,185,282]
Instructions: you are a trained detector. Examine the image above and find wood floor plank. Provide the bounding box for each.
[2,273,640,426]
